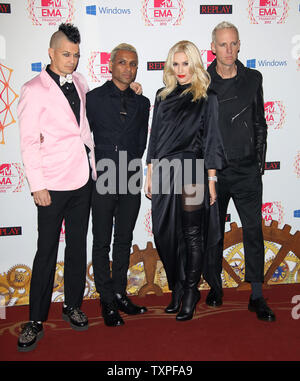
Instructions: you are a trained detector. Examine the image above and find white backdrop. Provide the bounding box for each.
[0,0,300,305]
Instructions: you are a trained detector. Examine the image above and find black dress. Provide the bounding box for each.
[146,84,226,290]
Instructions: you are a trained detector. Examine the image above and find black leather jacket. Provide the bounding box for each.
[208,59,267,174]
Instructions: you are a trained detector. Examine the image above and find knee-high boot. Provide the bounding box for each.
[165,280,184,313]
[176,209,204,321]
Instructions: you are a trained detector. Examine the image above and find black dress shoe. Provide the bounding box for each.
[165,288,184,313]
[115,293,147,315]
[101,301,125,327]
[62,306,89,331]
[17,321,44,352]
[248,296,276,322]
[206,289,223,307]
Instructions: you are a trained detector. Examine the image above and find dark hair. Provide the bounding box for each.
[58,23,81,44]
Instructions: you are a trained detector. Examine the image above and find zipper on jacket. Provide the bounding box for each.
[231,105,251,123]
[219,96,238,103]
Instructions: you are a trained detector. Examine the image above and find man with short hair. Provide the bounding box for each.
[86,43,150,327]
[17,23,96,351]
[204,21,276,322]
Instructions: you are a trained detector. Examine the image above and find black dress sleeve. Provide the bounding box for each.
[146,90,162,164]
[138,97,151,158]
[203,93,227,170]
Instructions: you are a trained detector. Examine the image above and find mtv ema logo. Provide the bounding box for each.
[247,0,289,24]
[264,101,285,130]
[200,50,215,69]
[87,52,111,82]
[27,0,75,26]
[262,201,284,226]
[294,151,300,178]
[0,63,18,145]
[0,163,25,193]
[141,0,185,26]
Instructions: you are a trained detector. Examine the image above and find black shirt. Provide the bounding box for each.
[109,80,136,123]
[46,65,81,125]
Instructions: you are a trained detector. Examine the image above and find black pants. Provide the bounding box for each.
[91,185,141,303]
[205,159,265,296]
[29,178,92,322]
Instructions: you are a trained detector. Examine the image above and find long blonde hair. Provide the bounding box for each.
[159,40,210,102]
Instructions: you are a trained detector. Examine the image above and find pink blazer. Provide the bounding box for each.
[18,69,96,193]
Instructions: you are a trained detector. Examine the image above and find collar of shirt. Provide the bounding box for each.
[108,80,134,98]
[46,65,74,88]
[46,65,61,86]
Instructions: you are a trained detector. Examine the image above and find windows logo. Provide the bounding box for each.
[86,5,96,15]
[246,59,256,68]
[294,210,300,218]
[31,62,42,72]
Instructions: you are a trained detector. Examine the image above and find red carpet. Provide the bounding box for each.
[1,284,300,363]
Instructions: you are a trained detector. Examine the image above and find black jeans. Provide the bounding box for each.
[205,159,265,296]
[29,178,92,321]
[91,185,141,303]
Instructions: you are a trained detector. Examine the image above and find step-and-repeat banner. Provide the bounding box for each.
[0,0,300,306]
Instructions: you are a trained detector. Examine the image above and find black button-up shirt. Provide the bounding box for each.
[46,65,81,125]
[109,80,135,123]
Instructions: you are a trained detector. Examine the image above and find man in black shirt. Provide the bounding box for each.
[17,24,96,352]
[86,43,150,326]
[204,21,276,322]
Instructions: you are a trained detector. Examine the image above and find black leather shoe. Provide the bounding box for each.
[62,306,89,331]
[248,296,276,322]
[206,289,223,307]
[101,301,124,327]
[165,288,184,313]
[115,293,147,315]
[17,321,44,352]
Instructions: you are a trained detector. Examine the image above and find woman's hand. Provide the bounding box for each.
[144,164,152,199]
[208,169,217,206]
[130,82,143,95]
[208,180,217,205]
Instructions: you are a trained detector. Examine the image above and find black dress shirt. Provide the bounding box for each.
[109,80,136,123]
[46,65,81,125]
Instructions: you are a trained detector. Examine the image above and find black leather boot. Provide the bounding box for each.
[165,282,184,313]
[176,210,204,321]
[176,284,200,321]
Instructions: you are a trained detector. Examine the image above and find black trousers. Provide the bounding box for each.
[91,185,141,303]
[205,159,265,296]
[29,178,92,321]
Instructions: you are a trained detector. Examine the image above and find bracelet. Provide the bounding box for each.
[208,176,217,182]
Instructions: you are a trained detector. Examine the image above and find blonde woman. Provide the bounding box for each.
[145,40,226,321]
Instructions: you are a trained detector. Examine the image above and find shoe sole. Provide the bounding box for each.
[103,319,125,327]
[62,313,89,331]
[165,308,180,314]
[17,330,44,352]
[206,301,223,308]
[118,308,147,315]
